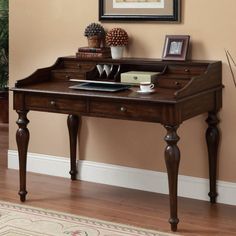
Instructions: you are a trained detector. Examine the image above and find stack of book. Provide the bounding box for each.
[76,47,111,58]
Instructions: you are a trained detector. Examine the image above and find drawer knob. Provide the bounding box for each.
[184,68,190,72]
[50,101,56,106]
[66,75,71,80]
[120,106,127,112]
[175,82,181,86]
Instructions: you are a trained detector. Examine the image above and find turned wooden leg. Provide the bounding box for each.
[206,111,220,203]
[67,115,80,180]
[164,125,180,232]
[16,110,29,202]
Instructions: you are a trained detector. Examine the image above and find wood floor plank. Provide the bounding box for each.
[0,124,236,235]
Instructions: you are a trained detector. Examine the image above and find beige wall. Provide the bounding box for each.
[9,0,236,182]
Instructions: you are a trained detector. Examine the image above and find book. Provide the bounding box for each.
[76,51,111,58]
[78,47,111,53]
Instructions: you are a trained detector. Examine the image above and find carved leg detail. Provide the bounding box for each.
[67,115,80,180]
[164,125,180,232]
[16,110,29,202]
[206,112,220,203]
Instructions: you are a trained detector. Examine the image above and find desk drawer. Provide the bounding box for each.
[51,71,85,81]
[89,100,161,122]
[25,94,86,114]
[168,65,207,75]
[63,61,94,70]
[157,78,188,89]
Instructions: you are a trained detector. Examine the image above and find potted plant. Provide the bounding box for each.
[105,28,129,59]
[84,23,105,48]
[0,0,9,123]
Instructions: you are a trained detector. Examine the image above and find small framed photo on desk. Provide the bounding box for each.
[162,35,190,61]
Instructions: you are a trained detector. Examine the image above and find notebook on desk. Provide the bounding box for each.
[69,82,132,92]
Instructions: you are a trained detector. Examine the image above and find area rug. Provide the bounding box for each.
[0,201,178,236]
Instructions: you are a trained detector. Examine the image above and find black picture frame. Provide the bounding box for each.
[99,0,180,22]
[162,35,190,61]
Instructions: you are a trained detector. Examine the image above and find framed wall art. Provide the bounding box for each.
[162,35,190,61]
[99,0,180,22]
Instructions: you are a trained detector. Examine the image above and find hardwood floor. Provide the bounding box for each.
[0,124,236,235]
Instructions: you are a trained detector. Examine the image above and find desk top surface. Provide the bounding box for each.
[12,81,181,104]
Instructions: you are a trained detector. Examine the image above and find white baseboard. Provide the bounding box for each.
[8,150,236,206]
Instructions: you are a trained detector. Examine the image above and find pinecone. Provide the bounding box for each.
[84,23,105,38]
[106,28,129,47]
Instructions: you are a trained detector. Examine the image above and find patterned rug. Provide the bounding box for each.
[0,201,179,236]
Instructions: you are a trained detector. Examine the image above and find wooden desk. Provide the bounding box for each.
[12,57,223,231]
